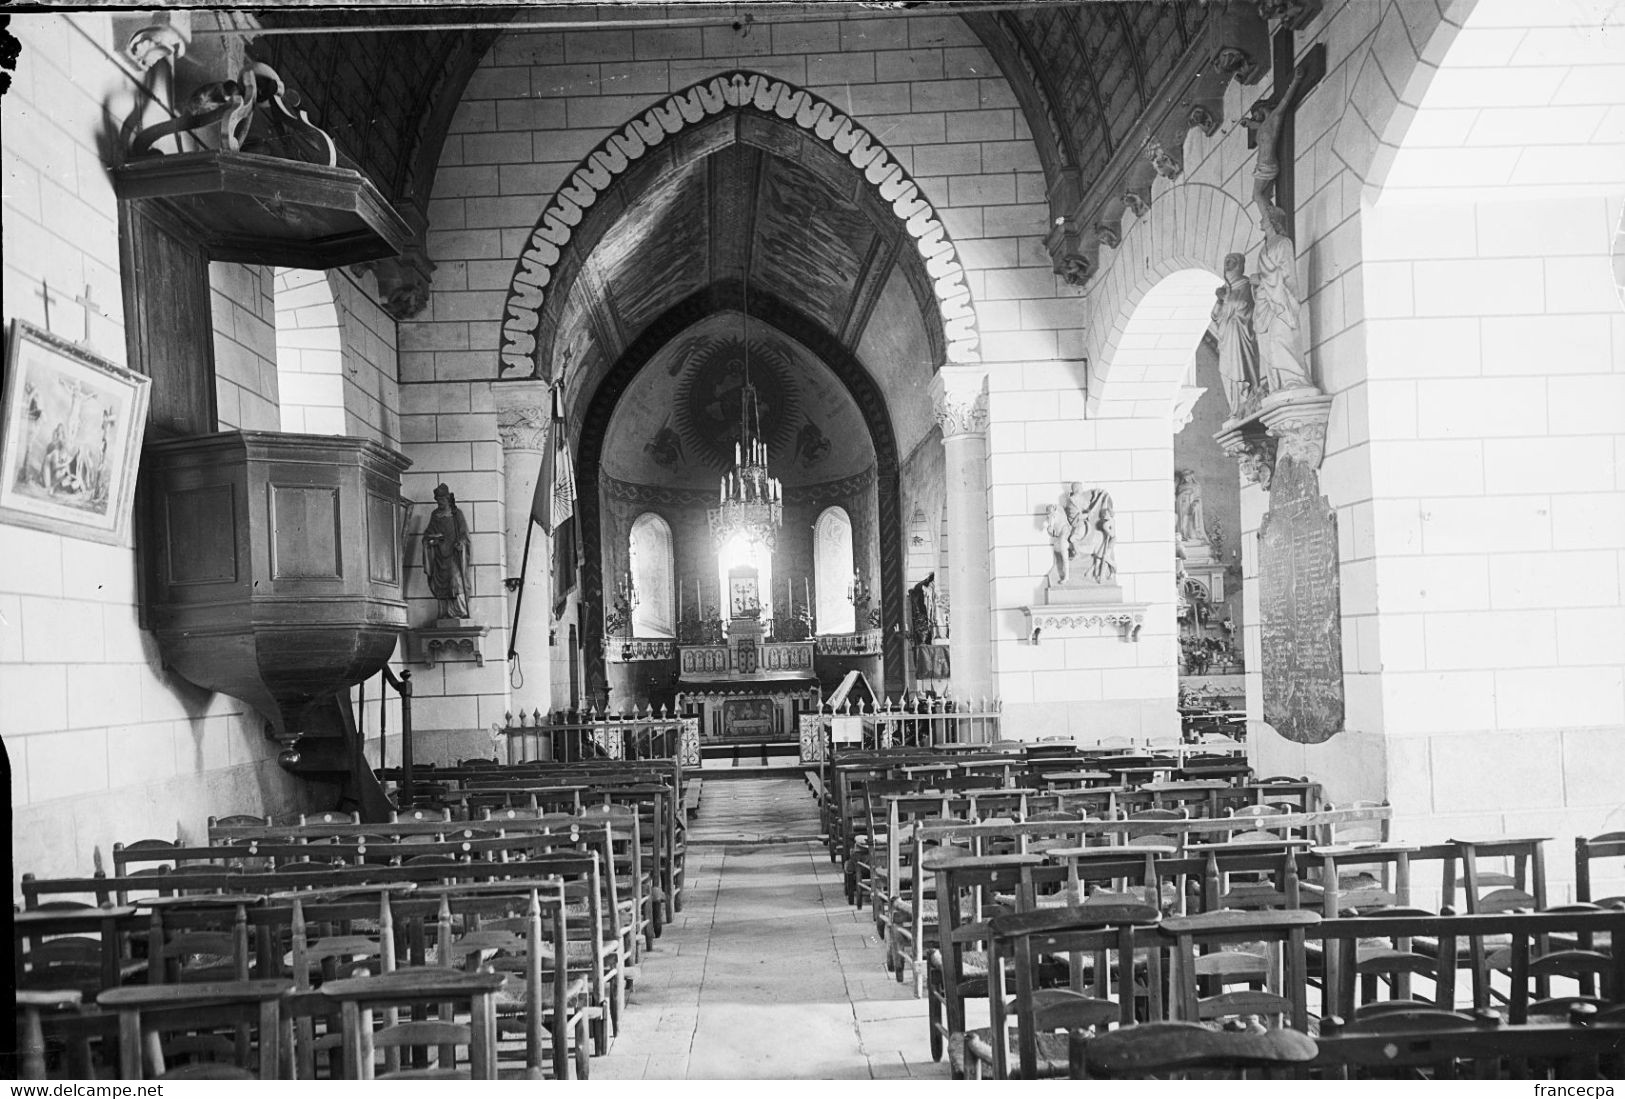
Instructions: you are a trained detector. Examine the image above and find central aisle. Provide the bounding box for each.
[593,776,946,1080]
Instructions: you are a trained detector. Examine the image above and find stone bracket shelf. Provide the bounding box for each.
[1021,604,1149,645]
[406,623,490,668]
[1216,391,1333,489]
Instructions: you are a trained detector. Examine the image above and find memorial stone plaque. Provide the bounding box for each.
[1257,454,1344,743]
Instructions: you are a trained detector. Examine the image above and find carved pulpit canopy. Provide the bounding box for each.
[114,27,414,271]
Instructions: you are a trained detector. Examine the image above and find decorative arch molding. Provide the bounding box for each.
[577,279,909,694]
[498,70,982,379]
[1082,183,1253,419]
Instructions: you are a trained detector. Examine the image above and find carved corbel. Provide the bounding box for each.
[1095,223,1122,249]
[1145,137,1183,181]
[1258,0,1323,31]
[1046,216,1099,289]
[125,23,188,71]
[1122,187,1150,218]
[1212,2,1270,86]
[353,240,436,320]
[1187,102,1221,137]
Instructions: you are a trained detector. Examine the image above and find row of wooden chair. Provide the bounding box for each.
[15,775,710,1080]
[974,902,1625,1079]
[927,852,1625,1079]
[17,875,600,1080]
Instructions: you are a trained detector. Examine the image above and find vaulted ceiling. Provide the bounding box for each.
[545,122,939,457]
[251,3,1213,256]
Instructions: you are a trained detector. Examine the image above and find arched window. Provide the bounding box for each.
[629,513,675,638]
[273,268,346,435]
[814,506,855,635]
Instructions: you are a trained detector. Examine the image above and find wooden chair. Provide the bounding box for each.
[1301,842,1416,918]
[261,884,410,1079]
[1160,909,1319,1032]
[1328,905,1458,1020]
[888,805,975,996]
[977,903,1161,1079]
[319,968,502,1079]
[924,852,1041,1077]
[429,882,592,1079]
[1246,776,1323,814]
[858,779,924,922]
[1575,830,1625,909]
[15,990,87,1080]
[1318,1005,1625,1079]
[97,978,295,1080]
[1447,836,1550,1008]
[1078,1021,1316,1079]
[142,894,264,985]
[1120,809,1192,853]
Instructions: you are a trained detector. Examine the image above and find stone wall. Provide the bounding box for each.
[1077,0,1625,895]
[397,12,1089,737]
[1,13,326,886]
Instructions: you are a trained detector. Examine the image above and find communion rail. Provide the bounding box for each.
[497,707,702,767]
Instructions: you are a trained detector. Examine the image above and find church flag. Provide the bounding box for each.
[533,382,575,535]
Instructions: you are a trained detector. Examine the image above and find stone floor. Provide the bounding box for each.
[591,775,950,1080]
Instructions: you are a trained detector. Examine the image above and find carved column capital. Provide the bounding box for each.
[494,380,552,453]
[930,368,989,439]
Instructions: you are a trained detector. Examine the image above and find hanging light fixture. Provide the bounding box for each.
[708,283,783,551]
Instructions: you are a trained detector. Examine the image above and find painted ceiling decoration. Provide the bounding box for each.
[598,311,873,493]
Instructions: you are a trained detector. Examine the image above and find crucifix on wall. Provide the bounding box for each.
[1242,31,1326,240]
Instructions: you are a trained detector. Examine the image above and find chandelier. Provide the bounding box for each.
[708,295,782,551]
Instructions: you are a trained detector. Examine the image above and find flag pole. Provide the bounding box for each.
[507,517,534,664]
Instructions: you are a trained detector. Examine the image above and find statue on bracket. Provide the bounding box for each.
[1038,482,1122,610]
[1064,481,1117,585]
[1242,64,1318,405]
[1210,253,1261,420]
[423,482,473,621]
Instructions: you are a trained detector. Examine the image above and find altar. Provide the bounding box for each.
[675,621,819,744]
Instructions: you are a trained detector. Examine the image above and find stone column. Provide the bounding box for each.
[495,380,553,716]
[931,368,993,702]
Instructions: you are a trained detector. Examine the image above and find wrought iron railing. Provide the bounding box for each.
[822,692,1003,751]
[496,706,700,767]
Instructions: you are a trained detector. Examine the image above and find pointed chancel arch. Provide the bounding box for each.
[576,280,910,692]
[497,70,982,380]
